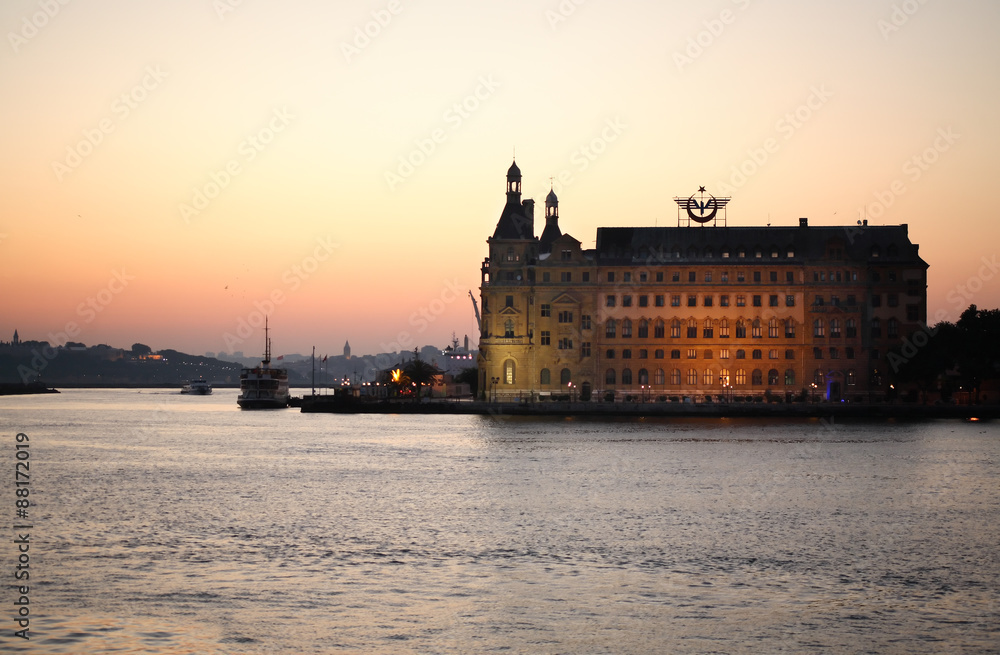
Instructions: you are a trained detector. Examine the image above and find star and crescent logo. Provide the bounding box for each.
[674,187,731,225]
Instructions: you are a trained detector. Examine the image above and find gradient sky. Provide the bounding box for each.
[2,0,998,357]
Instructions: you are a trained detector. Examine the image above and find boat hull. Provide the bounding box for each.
[237,397,289,409]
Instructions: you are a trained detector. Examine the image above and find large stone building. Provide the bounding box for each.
[477,161,928,403]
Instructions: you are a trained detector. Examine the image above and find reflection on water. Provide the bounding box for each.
[2,390,998,653]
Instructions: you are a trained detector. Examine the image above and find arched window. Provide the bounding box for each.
[671,319,681,338]
[720,318,730,338]
[622,319,633,338]
[504,360,515,385]
[813,369,825,385]
[638,319,649,338]
[752,319,762,338]
[830,319,841,338]
[605,368,616,385]
[785,369,796,385]
[814,319,825,337]
[736,349,746,359]
[654,368,665,385]
[606,319,617,338]
[752,349,762,360]
[560,368,571,385]
[769,318,779,338]
[671,349,681,359]
[846,318,857,338]
[719,368,730,385]
[768,369,779,385]
[687,319,698,338]
[785,320,796,338]
[736,320,747,338]
[752,369,763,385]
[654,349,664,359]
[622,368,633,385]
[504,319,515,338]
[670,368,681,385]
[540,368,551,385]
[687,369,698,385]
[638,368,649,385]
[703,318,713,338]
[702,369,714,386]
[606,349,615,359]
[655,320,665,338]
[735,369,747,385]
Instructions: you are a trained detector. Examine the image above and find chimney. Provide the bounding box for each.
[863,219,868,226]
[799,217,808,227]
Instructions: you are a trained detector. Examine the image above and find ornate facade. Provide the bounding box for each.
[477,162,928,403]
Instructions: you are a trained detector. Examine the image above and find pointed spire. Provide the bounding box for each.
[539,182,561,254]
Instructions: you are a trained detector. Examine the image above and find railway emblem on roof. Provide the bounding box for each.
[673,187,731,227]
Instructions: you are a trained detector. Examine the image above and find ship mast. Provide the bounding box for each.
[263,316,271,366]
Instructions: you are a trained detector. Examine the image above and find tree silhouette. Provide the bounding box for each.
[403,348,440,401]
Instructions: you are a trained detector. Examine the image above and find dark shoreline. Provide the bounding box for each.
[300,398,999,419]
[0,382,59,396]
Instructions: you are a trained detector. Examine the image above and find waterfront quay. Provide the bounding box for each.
[300,397,998,419]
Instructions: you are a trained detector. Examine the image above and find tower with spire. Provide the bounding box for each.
[344,340,351,360]
[539,186,562,254]
[478,160,589,400]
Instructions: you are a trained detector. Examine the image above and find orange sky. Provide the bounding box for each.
[2,0,999,357]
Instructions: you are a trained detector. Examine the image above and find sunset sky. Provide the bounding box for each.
[2,0,998,357]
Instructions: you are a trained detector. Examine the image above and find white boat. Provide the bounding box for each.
[181,379,212,395]
[237,318,289,409]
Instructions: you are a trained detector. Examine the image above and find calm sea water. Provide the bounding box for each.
[1,389,998,654]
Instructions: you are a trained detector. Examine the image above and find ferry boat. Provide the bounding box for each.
[237,319,290,409]
[181,378,212,395]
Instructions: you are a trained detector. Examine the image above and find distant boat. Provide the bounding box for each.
[181,378,212,395]
[237,318,289,410]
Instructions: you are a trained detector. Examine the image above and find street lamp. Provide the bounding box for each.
[490,376,499,403]
[568,381,576,403]
[810,382,818,403]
